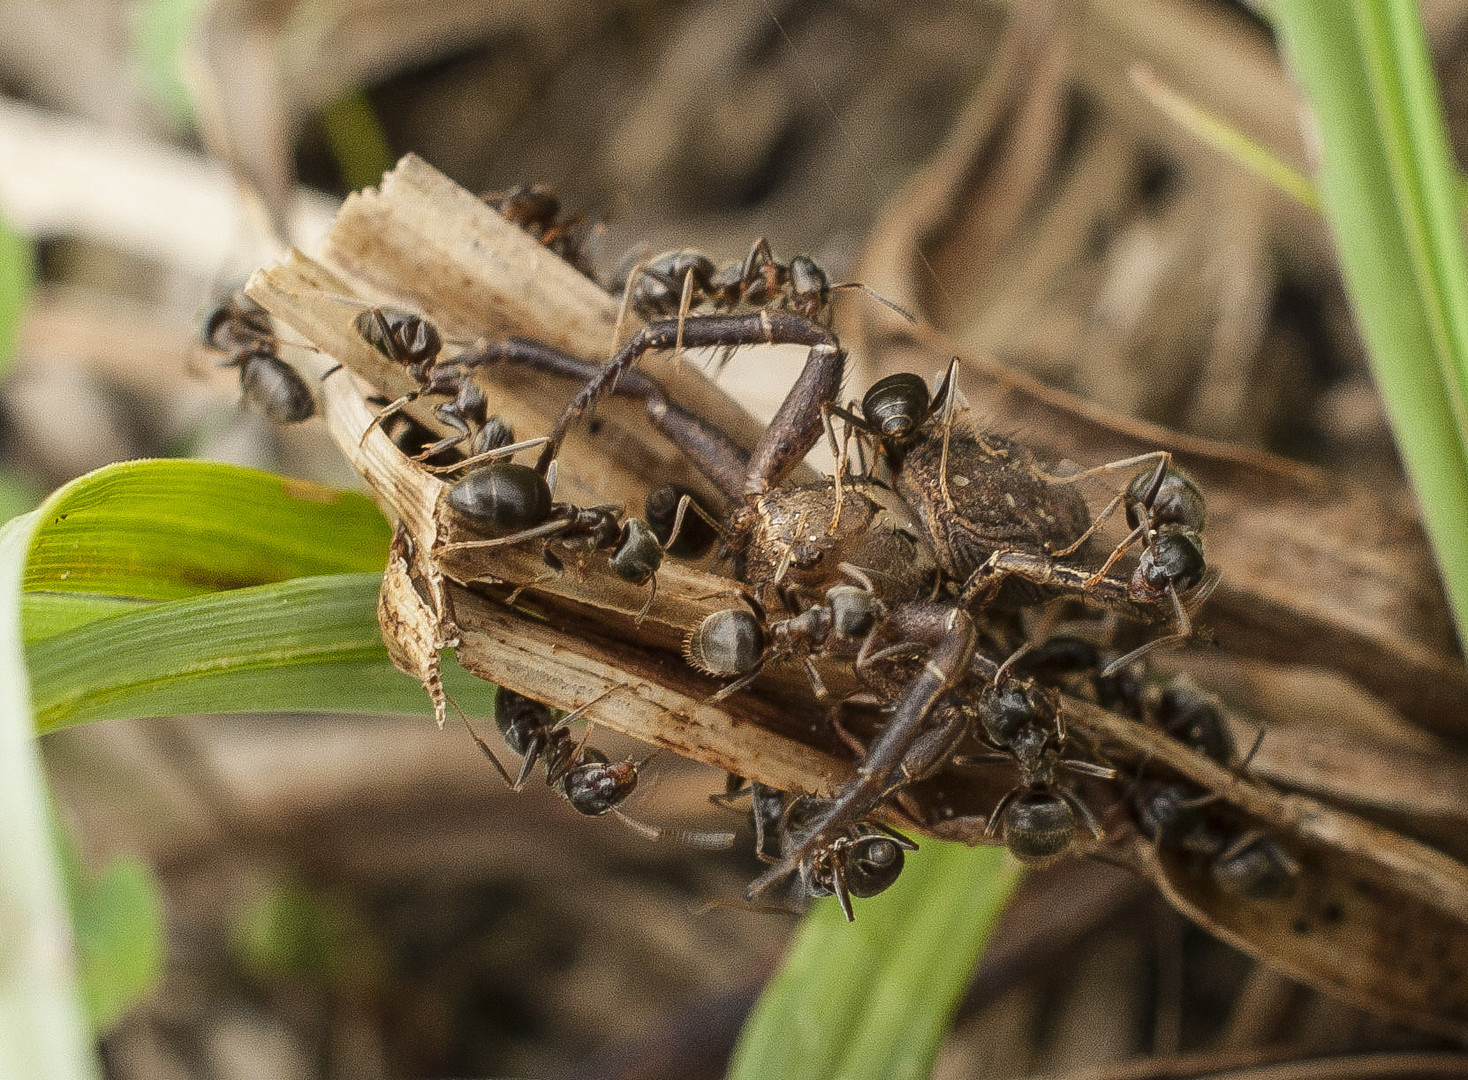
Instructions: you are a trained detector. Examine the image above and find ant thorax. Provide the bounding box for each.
[890,429,1092,583]
[725,478,938,614]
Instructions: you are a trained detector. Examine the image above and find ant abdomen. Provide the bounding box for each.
[1001,792,1077,865]
[684,609,765,679]
[447,463,553,535]
[238,353,316,425]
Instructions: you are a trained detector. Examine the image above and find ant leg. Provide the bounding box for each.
[461,337,750,500]
[1040,451,1171,487]
[663,493,727,550]
[672,267,696,373]
[1060,789,1106,841]
[829,858,857,923]
[439,517,571,555]
[611,252,649,351]
[1047,494,1136,560]
[421,435,551,475]
[740,237,778,301]
[935,358,961,511]
[770,603,977,876]
[983,789,1018,840]
[360,392,417,447]
[1097,579,1205,676]
[460,713,517,788]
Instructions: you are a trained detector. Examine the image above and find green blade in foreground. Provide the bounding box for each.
[29,572,497,732]
[0,512,102,1079]
[728,844,1022,1080]
[1273,0,1468,651]
[23,458,390,642]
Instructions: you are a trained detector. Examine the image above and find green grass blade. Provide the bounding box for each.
[29,572,496,731]
[1129,65,1319,211]
[17,458,493,727]
[23,459,390,642]
[0,206,35,376]
[321,90,396,193]
[1274,0,1468,652]
[728,845,1022,1080]
[0,513,103,1079]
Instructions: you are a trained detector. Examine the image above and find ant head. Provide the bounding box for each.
[1002,791,1077,865]
[1134,779,1211,848]
[861,373,931,444]
[824,584,883,639]
[684,608,765,678]
[610,518,663,586]
[489,185,560,229]
[787,255,831,320]
[469,415,516,458]
[1211,837,1299,900]
[1155,678,1233,765]
[354,307,442,367]
[979,679,1055,749]
[1130,524,1206,600]
[561,750,638,816]
[446,462,554,536]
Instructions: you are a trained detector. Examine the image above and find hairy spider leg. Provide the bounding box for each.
[746,601,977,902]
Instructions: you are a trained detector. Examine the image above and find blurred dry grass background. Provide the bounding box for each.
[6,0,1468,1077]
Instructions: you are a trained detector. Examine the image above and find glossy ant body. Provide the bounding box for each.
[621,239,835,325]
[1130,679,1298,900]
[1025,638,1297,900]
[715,779,913,920]
[201,293,315,423]
[466,688,734,848]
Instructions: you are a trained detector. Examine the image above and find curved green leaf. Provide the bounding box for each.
[23,459,390,642]
[30,573,495,732]
[728,844,1022,1080]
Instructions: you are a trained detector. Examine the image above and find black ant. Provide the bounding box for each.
[347,305,700,618]
[464,688,734,848]
[441,459,672,618]
[682,574,886,702]
[715,781,913,921]
[483,184,597,277]
[956,676,1116,865]
[618,238,911,330]
[1130,679,1298,900]
[200,293,315,423]
[779,795,915,922]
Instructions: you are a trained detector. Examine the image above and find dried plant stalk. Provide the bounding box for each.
[250,154,1468,1036]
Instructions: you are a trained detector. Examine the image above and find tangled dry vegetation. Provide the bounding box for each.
[10,0,1468,1077]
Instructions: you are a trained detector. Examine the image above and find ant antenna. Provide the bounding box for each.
[828,281,918,324]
